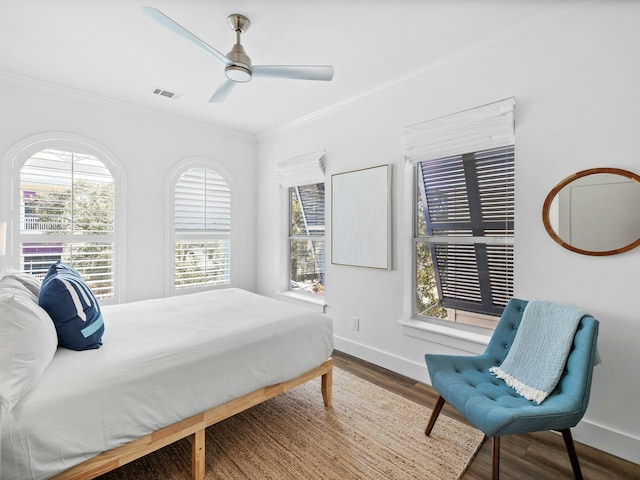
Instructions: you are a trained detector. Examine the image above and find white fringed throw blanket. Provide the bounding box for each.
[490,300,585,404]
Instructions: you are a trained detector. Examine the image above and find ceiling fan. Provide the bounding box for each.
[142,7,334,103]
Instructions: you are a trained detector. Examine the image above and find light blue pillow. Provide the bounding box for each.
[38,262,104,351]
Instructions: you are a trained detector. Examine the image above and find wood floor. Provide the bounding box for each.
[333,350,640,480]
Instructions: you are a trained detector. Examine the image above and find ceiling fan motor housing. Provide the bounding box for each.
[225,14,252,82]
[225,44,252,82]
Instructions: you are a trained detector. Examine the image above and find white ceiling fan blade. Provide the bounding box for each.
[209,78,236,103]
[142,7,231,67]
[252,65,334,81]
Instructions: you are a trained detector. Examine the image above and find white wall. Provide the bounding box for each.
[0,74,258,302]
[256,2,640,464]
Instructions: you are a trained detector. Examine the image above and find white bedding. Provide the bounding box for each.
[1,288,333,480]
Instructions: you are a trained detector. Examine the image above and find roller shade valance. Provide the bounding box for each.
[277,150,326,187]
[402,97,515,164]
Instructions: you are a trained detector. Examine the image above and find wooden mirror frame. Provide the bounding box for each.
[542,167,640,256]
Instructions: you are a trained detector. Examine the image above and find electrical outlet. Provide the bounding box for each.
[351,316,359,332]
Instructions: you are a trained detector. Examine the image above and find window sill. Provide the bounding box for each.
[277,291,326,313]
[399,318,491,354]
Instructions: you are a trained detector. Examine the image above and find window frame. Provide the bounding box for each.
[166,157,236,296]
[401,99,515,335]
[415,146,515,322]
[275,150,326,309]
[288,183,326,298]
[4,132,126,304]
[401,162,496,344]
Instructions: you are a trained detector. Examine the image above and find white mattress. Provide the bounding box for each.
[1,288,333,480]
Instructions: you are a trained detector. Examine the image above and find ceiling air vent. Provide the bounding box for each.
[152,87,180,100]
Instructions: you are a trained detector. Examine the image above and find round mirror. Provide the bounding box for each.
[542,167,640,256]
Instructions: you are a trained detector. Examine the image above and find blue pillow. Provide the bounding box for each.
[39,262,104,351]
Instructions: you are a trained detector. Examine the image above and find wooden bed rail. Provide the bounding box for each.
[51,358,333,480]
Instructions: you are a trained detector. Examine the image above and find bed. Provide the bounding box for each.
[0,282,333,480]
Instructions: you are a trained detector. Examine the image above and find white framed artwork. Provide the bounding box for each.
[331,164,391,270]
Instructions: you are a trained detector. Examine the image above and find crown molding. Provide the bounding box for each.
[0,0,618,143]
[0,68,255,142]
[257,0,619,140]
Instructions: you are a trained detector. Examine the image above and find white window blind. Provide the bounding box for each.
[174,167,231,289]
[277,150,325,188]
[19,148,116,298]
[403,97,515,164]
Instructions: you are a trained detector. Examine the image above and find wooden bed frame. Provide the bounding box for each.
[50,358,333,480]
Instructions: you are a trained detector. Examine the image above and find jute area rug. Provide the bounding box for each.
[98,368,484,480]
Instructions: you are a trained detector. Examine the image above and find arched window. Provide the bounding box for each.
[18,147,117,299]
[173,166,231,290]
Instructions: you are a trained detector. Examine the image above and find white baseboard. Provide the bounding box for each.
[333,335,640,466]
[333,336,429,383]
[572,419,640,465]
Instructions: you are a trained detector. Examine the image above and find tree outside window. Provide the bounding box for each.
[19,148,115,298]
[289,183,325,295]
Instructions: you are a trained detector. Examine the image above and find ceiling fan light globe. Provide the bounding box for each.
[225,65,252,83]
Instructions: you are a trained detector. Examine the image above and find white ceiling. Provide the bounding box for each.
[0,0,585,134]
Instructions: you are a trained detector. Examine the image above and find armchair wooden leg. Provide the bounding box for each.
[560,429,584,480]
[425,396,446,436]
[492,437,500,480]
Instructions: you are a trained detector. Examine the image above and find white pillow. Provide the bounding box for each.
[0,293,58,411]
[0,270,42,297]
[0,275,39,303]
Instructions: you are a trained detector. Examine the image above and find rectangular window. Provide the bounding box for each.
[403,98,515,329]
[289,183,325,296]
[415,146,514,327]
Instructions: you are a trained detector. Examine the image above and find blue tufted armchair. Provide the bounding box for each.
[424,298,599,480]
